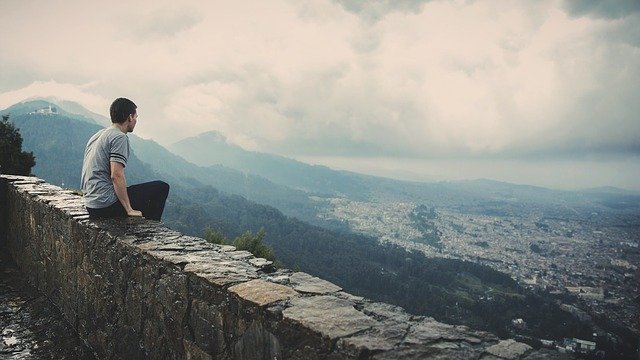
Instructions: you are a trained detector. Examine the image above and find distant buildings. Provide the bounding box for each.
[566,286,605,301]
[511,318,526,330]
[561,338,596,354]
[31,105,57,115]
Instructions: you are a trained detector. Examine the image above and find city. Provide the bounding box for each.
[314,196,640,355]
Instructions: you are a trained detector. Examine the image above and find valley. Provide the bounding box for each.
[314,194,640,350]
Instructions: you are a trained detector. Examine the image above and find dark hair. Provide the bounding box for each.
[110,98,137,124]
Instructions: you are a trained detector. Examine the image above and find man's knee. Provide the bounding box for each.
[153,180,169,197]
[159,181,169,195]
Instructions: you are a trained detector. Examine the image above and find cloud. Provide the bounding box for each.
[0,0,638,165]
[126,7,203,41]
[332,0,431,22]
[0,81,108,115]
[237,1,640,159]
[563,0,640,19]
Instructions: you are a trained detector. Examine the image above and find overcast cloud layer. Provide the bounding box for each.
[1,0,639,189]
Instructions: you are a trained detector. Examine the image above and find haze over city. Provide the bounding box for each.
[1,0,639,190]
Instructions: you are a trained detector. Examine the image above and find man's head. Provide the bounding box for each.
[110,98,138,132]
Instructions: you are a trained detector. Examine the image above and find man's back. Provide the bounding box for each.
[81,127,129,209]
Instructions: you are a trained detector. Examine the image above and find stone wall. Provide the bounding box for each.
[0,175,559,359]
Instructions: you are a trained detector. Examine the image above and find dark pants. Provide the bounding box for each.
[86,181,170,221]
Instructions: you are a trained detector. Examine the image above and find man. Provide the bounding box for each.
[81,98,169,221]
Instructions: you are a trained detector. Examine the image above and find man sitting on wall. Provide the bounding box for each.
[81,97,169,221]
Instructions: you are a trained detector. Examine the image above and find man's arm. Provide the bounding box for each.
[110,161,142,217]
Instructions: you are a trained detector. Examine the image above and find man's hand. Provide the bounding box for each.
[127,209,143,217]
[111,161,141,218]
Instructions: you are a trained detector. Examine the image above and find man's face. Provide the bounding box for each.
[127,112,138,132]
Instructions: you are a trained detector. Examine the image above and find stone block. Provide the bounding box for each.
[184,339,213,360]
[283,295,377,339]
[233,321,282,360]
[189,299,227,356]
[229,279,299,307]
[337,320,408,354]
[157,271,189,327]
[289,272,342,294]
[373,345,483,360]
[485,339,533,359]
[184,258,259,287]
[403,318,485,345]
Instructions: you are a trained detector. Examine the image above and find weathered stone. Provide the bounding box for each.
[216,244,237,252]
[157,271,189,325]
[200,272,257,287]
[182,251,225,264]
[228,250,254,260]
[134,239,165,251]
[373,344,483,360]
[184,339,213,360]
[147,249,185,262]
[116,235,139,245]
[290,272,342,294]
[522,348,572,359]
[363,301,413,323]
[404,318,488,345]
[283,295,376,338]
[229,279,299,306]
[157,243,186,251]
[185,259,259,287]
[248,257,273,268]
[337,320,408,353]
[264,271,293,285]
[336,291,365,303]
[189,298,228,355]
[485,339,533,359]
[233,321,282,360]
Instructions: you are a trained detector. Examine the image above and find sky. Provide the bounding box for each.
[1,0,639,190]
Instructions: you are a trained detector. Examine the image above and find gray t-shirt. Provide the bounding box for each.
[81,127,129,209]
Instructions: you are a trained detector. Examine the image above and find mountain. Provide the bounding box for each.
[170,131,370,200]
[0,99,105,126]
[171,131,640,219]
[129,135,328,226]
[581,186,639,195]
[46,98,111,126]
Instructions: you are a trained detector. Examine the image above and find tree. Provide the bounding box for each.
[203,226,228,245]
[203,226,277,262]
[232,228,276,262]
[0,114,35,175]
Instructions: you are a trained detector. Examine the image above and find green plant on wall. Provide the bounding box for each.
[204,226,277,263]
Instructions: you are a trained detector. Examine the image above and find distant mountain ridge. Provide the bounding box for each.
[0,98,110,126]
[170,131,640,217]
[4,99,638,220]
[170,131,370,199]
